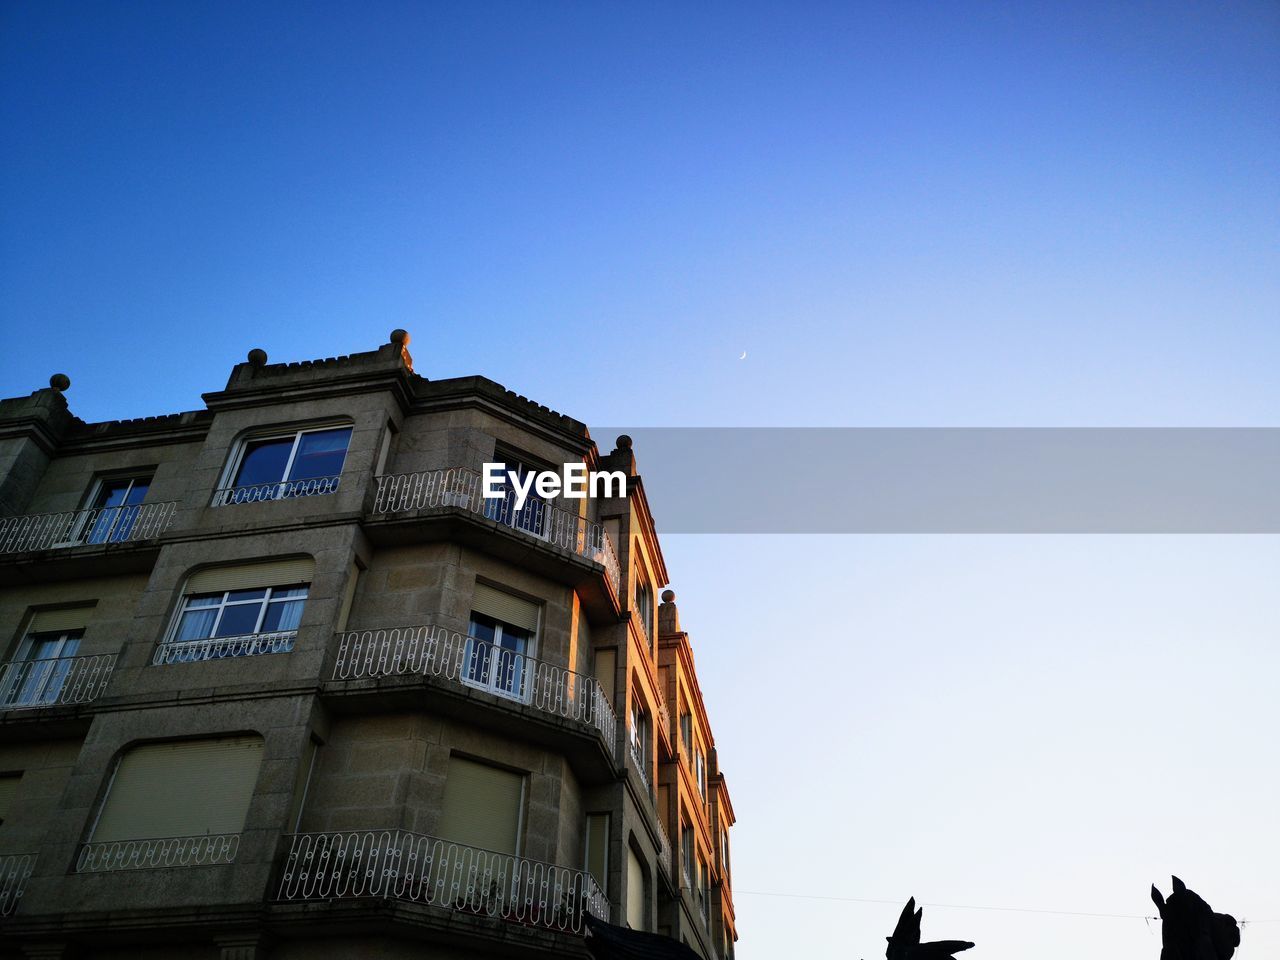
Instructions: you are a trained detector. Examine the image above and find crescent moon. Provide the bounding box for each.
[739,351,747,360]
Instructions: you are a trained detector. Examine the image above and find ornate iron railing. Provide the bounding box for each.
[277,829,608,935]
[629,736,651,794]
[211,475,341,507]
[332,624,617,753]
[0,654,115,710]
[655,816,673,886]
[153,630,297,665]
[76,834,240,872]
[371,468,621,597]
[0,854,35,917]
[0,501,178,555]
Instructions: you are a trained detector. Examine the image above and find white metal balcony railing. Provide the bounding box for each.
[0,854,35,917]
[629,737,651,794]
[332,625,617,753]
[76,834,240,873]
[681,858,692,893]
[371,468,621,597]
[210,475,342,507]
[0,654,116,711]
[0,501,178,555]
[277,830,609,935]
[152,630,297,665]
[655,816,673,886]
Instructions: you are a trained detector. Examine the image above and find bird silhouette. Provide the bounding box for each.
[885,898,975,960]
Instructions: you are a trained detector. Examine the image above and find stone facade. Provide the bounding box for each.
[0,333,736,959]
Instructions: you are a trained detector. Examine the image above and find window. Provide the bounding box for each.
[1,607,93,708]
[81,736,264,870]
[157,558,313,663]
[482,455,550,538]
[466,583,539,701]
[720,828,731,883]
[629,697,649,758]
[679,710,693,756]
[697,854,710,925]
[680,825,693,886]
[584,813,610,889]
[635,576,653,641]
[695,747,707,801]
[626,845,648,931]
[84,475,152,543]
[437,756,524,855]
[0,774,21,826]
[217,425,351,505]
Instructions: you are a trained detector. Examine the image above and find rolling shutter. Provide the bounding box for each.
[585,813,609,888]
[187,558,314,595]
[626,846,646,930]
[437,756,523,855]
[471,583,539,632]
[91,736,264,842]
[27,606,94,634]
[0,775,20,822]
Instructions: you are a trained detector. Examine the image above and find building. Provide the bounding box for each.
[0,332,737,960]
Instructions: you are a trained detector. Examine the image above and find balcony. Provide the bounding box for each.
[628,736,652,795]
[0,501,178,556]
[276,829,608,936]
[210,475,341,507]
[0,853,35,918]
[369,468,621,602]
[331,624,617,756]
[75,834,239,873]
[0,654,115,711]
[655,817,673,891]
[152,630,296,665]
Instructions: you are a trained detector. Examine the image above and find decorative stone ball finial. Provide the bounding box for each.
[615,434,632,451]
[390,328,410,346]
[247,348,268,368]
[661,589,675,604]
[49,373,70,392]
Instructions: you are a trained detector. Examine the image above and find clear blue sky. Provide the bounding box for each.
[2,3,1278,958]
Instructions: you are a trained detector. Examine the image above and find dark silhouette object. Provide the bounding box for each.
[1151,876,1241,960]
[886,898,975,960]
[584,915,703,960]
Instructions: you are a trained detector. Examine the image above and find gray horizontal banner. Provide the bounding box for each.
[596,428,1280,533]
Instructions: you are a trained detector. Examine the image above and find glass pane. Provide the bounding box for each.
[94,480,133,509]
[465,615,497,686]
[186,593,223,607]
[287,428,351,481]
[492,625,529,696]
[175,607,218,642]
[234,437,294,487]
[262,598,305,632]
[214,603,263,638]
[123,479,150,505]
[225,588,268,602]
[270,586,308,600]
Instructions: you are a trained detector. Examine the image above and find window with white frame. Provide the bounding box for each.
[465,583,540,702]
[82,474,152,544]
[1,628,82,708]
[679,708,692,756]
[695,746,707,800]
[629,697,650,759]
[156,559,313,663]
[634,574,653,641]
[215,425,351,505]
[482,454,551,538]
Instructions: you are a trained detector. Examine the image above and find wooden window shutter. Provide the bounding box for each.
[28,606,94,634]
[186,558,315,594]
[471,583,539,632]
[585,813,609,888]
[91,736,264,842]
[626,846,646,930]
[436,756,523,855]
